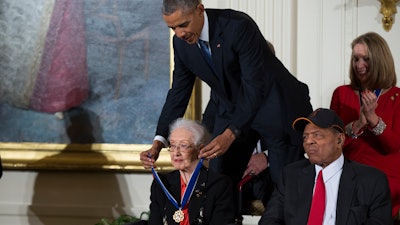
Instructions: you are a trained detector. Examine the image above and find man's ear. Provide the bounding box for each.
[197,3,205,11]
[338,133,345,145]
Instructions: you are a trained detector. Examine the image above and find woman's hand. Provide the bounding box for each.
[360,90,380,126]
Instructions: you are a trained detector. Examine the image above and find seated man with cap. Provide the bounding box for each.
[258,108,393,225]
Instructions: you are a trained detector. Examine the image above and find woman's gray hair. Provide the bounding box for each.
[162,0,201,16]
[169,118,210,146]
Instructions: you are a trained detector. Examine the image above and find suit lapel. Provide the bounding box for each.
[205,9,229,98]
[335,160,355,225]
[188,42,220,84]
[162,171,182,224]
[298,165,316,224]
[171,171,182,209]
[208,12,224,81]
[188,43,215,75]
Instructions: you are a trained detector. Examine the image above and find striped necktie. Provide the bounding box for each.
[198,39,214,70]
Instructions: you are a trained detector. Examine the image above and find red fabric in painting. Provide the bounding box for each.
[30,0,88,113]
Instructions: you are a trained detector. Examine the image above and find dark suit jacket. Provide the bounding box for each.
[259,159,393,225]
[156,8,311,138]
[148,166,235,225]
[155,9,312,180]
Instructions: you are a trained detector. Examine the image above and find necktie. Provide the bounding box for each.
[198,39,215,70]
[307,170,326,225]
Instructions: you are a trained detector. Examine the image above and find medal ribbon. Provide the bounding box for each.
[151,158,204,210]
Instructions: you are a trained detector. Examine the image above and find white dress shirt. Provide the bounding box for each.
[313,154,344,225]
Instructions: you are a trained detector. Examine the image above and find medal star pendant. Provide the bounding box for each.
[173,209,184,223]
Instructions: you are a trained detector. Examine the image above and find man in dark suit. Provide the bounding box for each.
[140,0,312,221]
[259,108,393,225]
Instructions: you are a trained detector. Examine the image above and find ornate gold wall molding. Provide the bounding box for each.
[379,0,400,31]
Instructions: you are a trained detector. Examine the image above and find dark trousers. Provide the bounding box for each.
[209,83,304,220]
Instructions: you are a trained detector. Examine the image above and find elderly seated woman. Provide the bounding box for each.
[147,118,235,225]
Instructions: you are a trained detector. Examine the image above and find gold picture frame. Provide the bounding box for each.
[1,81,201,172]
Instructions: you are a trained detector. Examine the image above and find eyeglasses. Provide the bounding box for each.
[168,143,194,153]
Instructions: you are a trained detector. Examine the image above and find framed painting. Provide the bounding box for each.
[0,0,201,172]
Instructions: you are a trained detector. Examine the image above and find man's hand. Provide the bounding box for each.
[199,128,235,160]
[242,152,268,178]
[139,140,163,169]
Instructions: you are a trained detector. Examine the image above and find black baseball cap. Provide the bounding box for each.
[292,108,344,133]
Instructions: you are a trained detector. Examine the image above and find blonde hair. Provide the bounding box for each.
[349,32,396,90]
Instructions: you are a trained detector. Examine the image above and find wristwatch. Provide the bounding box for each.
[228,125,241,138]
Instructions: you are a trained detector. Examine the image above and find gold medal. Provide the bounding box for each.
[173,209,184,223]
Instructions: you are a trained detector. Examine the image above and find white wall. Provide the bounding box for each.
[202,0,400,110]
[0,171,153,225]
[296,0,400,109]
[1,1,399,224]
